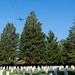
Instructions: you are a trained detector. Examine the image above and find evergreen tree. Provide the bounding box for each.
[46,30,59,64]
[0,38,3,64]
[20,11,46,64]
[68,24,75,44]
[63,21,75,64]
[58,39,65,50]
[47,30,57,50]
[0,23,19,64]
[58,39,67,65]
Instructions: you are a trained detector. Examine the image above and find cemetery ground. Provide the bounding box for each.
[1,66,75,75]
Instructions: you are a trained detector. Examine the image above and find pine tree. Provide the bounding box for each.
[58,39,67,65]
[63,20,75,64]
[0,23,19,64]
[68,24,75,44]
[46,30,59,64]
[47,30,57,50]
[20,11,46,64]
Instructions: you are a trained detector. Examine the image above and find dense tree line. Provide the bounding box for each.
[0,11,75,65]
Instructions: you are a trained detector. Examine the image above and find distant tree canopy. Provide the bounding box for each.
[0,11,75,65]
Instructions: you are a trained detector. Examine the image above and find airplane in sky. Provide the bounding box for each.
[17,17,24,21]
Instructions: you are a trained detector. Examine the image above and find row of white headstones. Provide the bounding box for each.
[0,65,75,75]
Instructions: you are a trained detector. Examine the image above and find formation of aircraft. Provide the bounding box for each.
[17,17,24,21]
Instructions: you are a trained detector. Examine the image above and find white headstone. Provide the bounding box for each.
[22,67,25,74]
[38,71,41,75]
[71,65,75,70]
[38,66,40,72]
[66,65,68,69]
[16,67,19,74]
[6,66,8,69]
[57,67,59,72]
[0,70,3,75]
[64,68,68,75]
[74,68,75,73]
[14,66,16,70]
[45,66,48,74]
[26,67,28,71]
[49,73,53,75]
[3,66,5,70]
[32,67,35,73]
[6,71,9,75]
[30,69,32,75]
[54,69,57,75]
[0,66,2,70]
[11,68,13,73]
[50,66,52,71]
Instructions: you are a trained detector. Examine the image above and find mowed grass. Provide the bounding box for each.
[2,68,75,75]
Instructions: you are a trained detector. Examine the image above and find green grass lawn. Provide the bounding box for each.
[2,68,75,75]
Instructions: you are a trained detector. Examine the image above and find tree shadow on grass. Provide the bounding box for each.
[68,71,75,75]
[25,71,48,75]
[25,72,29,75]
[21,70,75,75]
[58,70,75,75]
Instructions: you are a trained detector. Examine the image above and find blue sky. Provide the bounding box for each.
[0,0,75,40]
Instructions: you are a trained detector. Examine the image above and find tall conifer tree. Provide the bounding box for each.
[63,20,75,64]
[46,30,59,64]
[0,23,19,64]
[20,11,46,63]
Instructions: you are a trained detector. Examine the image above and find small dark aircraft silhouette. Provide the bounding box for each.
[17,17,24,21]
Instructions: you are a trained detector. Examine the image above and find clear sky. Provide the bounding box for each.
[0,0,75,40]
